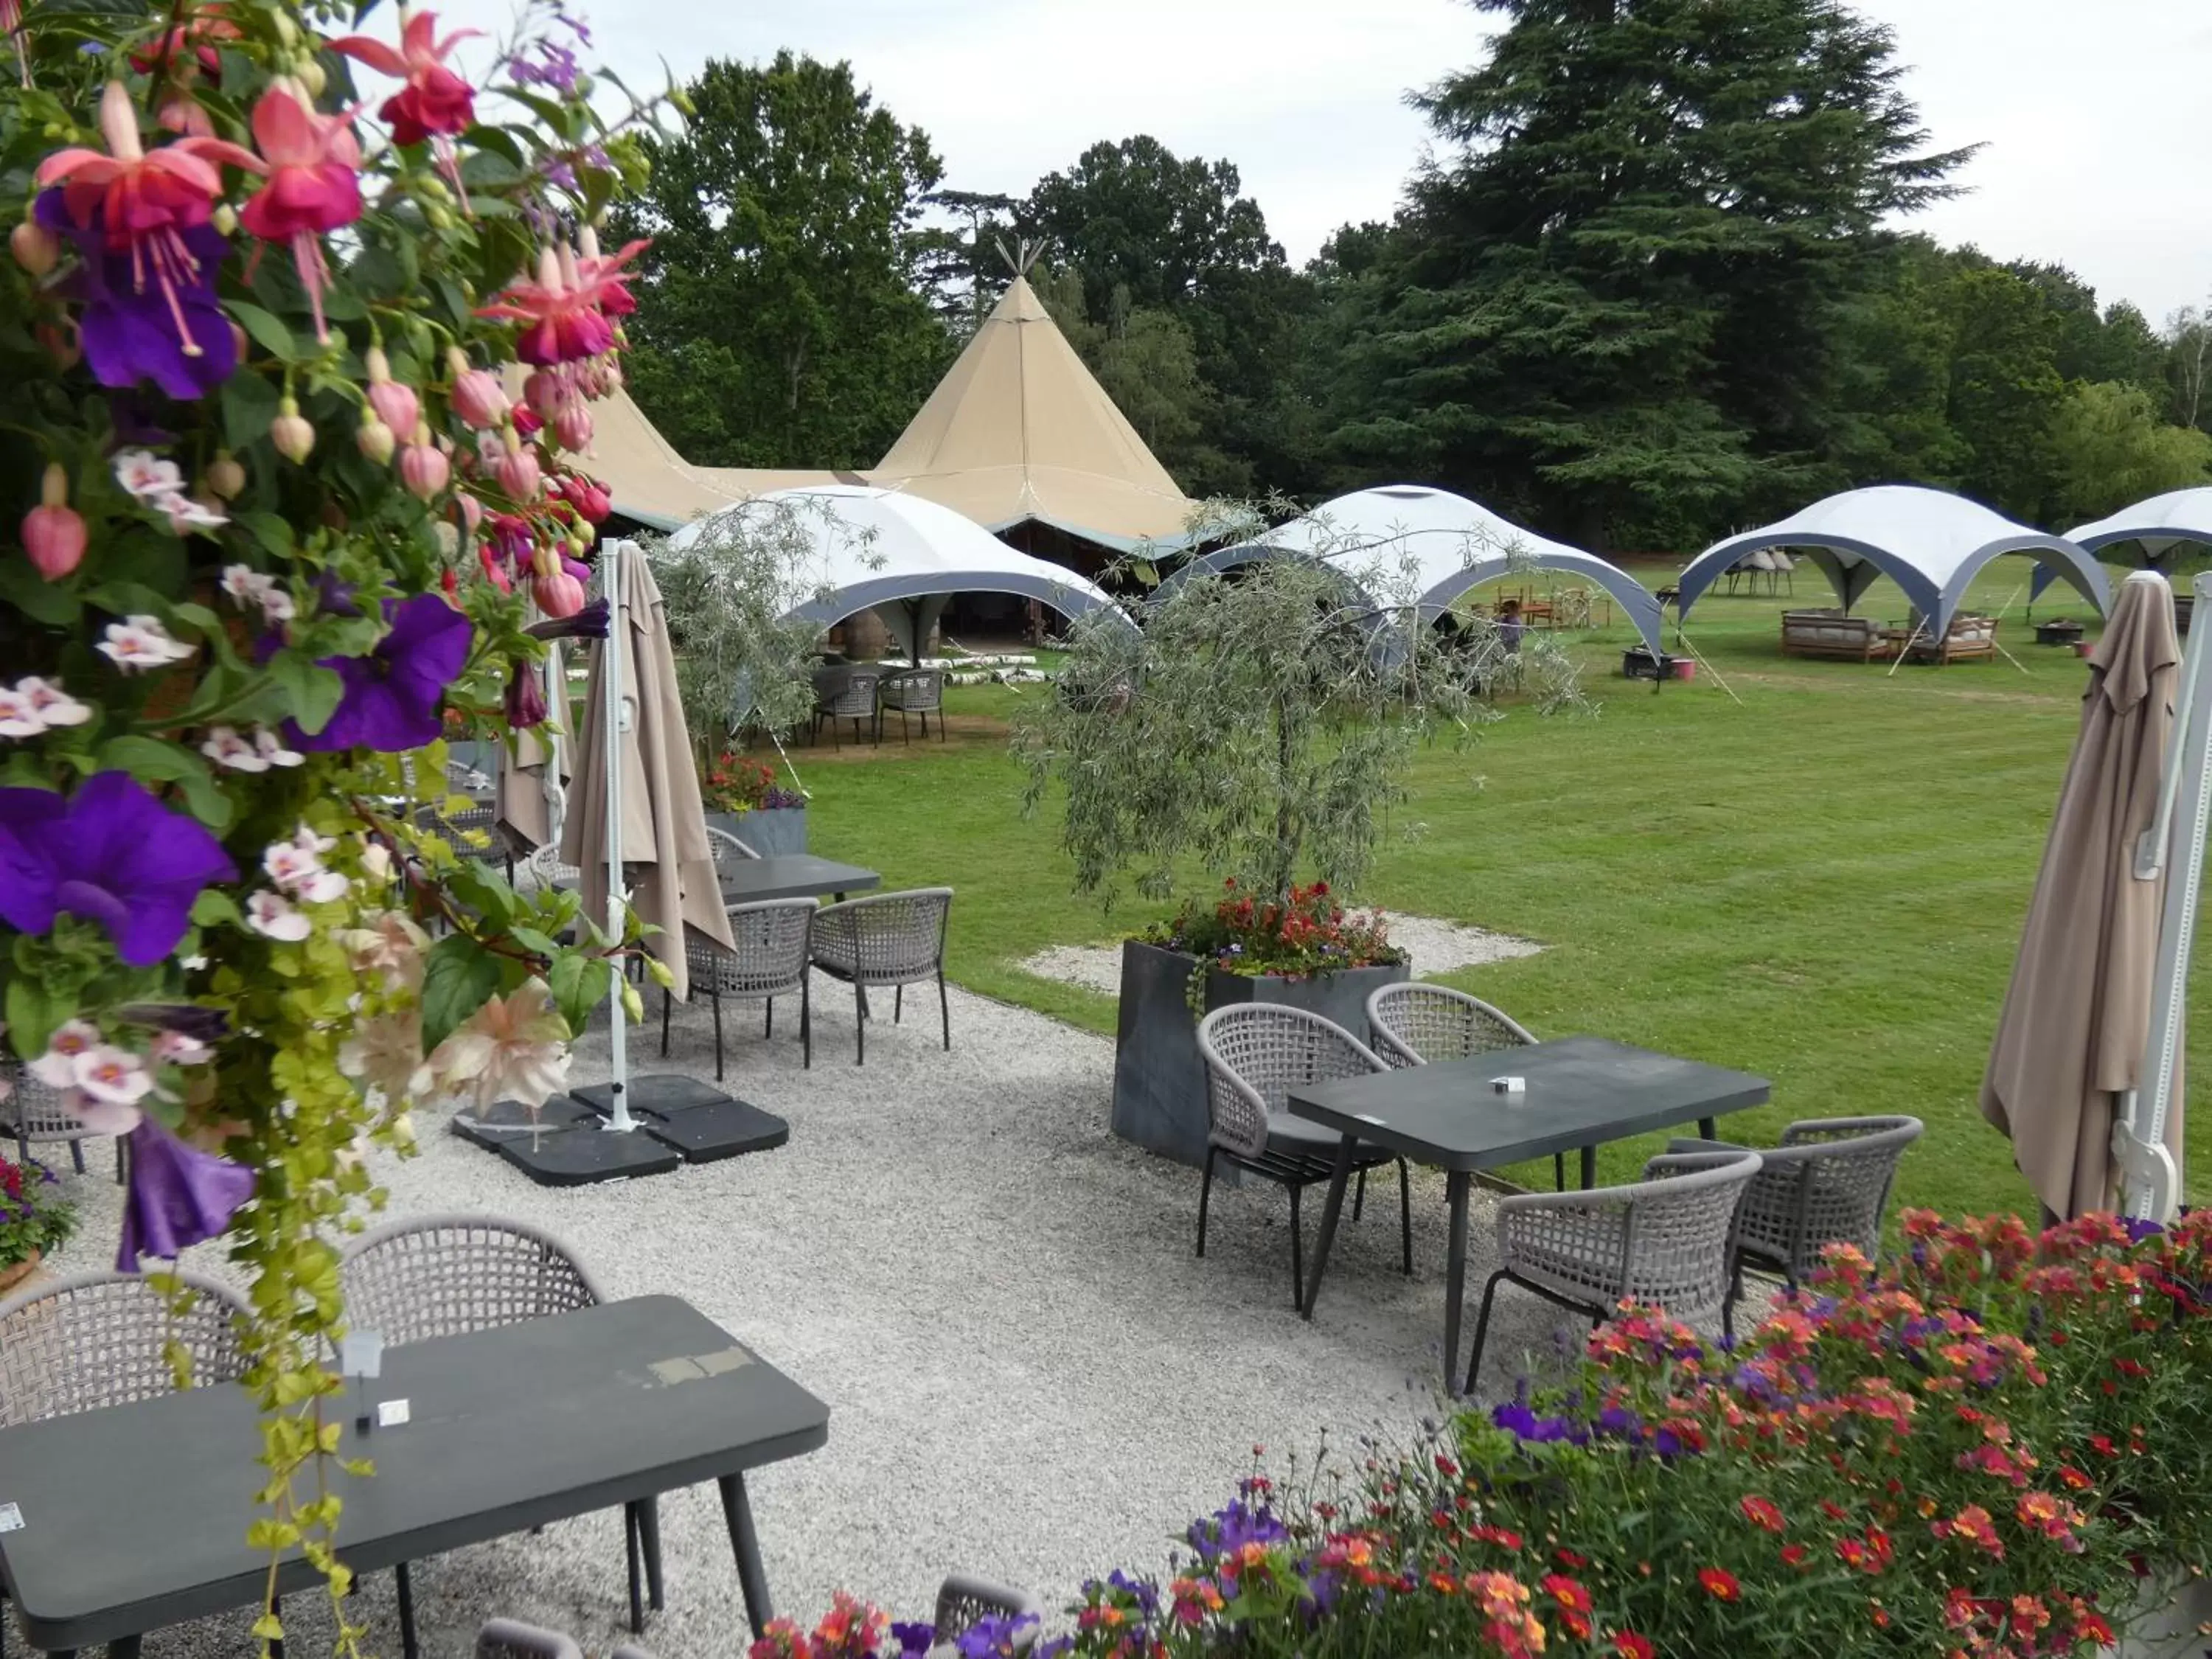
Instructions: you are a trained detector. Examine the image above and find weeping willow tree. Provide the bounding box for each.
[1014,510,1588,911]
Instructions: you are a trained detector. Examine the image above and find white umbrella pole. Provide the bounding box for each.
[2117,571,2212,1219]
[601,538,636,1134]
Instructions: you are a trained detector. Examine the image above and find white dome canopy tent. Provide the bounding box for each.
[1675,484,2110,642]
[666,484,1134,661]
[2028,487,2212,606]
[1161,484,1669,657]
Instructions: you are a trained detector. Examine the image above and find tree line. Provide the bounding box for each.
[611,1,2212,555]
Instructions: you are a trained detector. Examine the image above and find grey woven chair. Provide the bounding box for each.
[0,1269,251,1427]
[1194,1004,1413,1310]
[810,888,953,1064]
[878,667,947,744]
[1667,1116,1923,1326]
[667,899,817,1077]
[1462,1147,1763,1396]
[420,758,497,835]
[476,1621,585,1659]
[706,823,761,863]
[1365,982,1576,1188]
[813,665,882,748]
[935,1574,1043,1653]
[341,1217,659,1644]
[0,1058,116,1180]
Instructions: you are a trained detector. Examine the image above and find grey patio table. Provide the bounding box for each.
[717,854,881,906]
[1288,1034,1770,1392]
[0,1295,829,1658]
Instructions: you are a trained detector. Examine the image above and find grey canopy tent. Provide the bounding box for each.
[2029,487,2212,605]
[1677,484,2109,637]
[1163,484,1667,656]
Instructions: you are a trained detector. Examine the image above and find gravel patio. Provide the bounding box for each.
[23,973,1593,1659]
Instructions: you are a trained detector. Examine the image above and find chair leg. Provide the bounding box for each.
[1398,1158,1413,1275]
[1288,1183,1306,1310]
[1553,1151,1566,1192]
[764,997,773,1039]
[711,990,725,1083]
[69,1140,84,1175]
[659,987,672,1057]
[1196,1146,1217,1258]
[894,982,902,1024]
[1352,1166,1366,1222]
[1462,1270,1508,1397]
[114,1137,126,1185]
[801,974,812,1068]
[855,980,866,1065]
[939,967,950,1051]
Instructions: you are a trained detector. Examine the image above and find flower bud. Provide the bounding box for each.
[205,450,246,499]
[533,570,588,622]
[447,349,509,430]
[524,369,566,417]
[21,464,86,580]
[271,396,316,463]
[212,202,238,236]
[554,400,593,452]
[456,492,483,535]
[494,437,540,502]
[10,219,59,278]
[356,411,396,465]
[365,350,422,436]
[504,658,548,728]
[400,431,451,501]
[425,202,454,232]
[296,55,327,97]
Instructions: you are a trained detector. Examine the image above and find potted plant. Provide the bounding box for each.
[0,1152,76,1295]
[702,752,810,856]
[1016,535,1585,1167]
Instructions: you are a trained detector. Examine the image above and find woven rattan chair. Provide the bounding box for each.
[934,1575,1043,1653]
[706,823,761,863]
[1668,1116,1922,1325]
[476,1621,585,1659]
[341,1218,658,1644]
[1194,1004,1413,1311]
[878,667,947,744]
[0,1058,113,1179]
[667,899,817,1077]
[1462,1147,1763,1396]
[812,666,882,748]
[1365,982,1577,1189]
[810,888,953,1064]
[0,1269,251,1427]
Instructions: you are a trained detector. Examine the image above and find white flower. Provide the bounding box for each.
[262,833,348,903]
[201,726,269,773]
[360,841,394,883]
[113,449,184,501]
[246,891,312,942]
[149,1029,213,1068]
[254,727,303,768]
[28,1019,101,1089]
[153,491,228,536]
[220,564,264,605]
[290,824,336,856]
[0,687,41,740]
[20,678,90,727]
[66,1046,153,1134]
[257,585,296,623]
[178,954,209,971]
[339,910,429,990]
[430,978,571,1109]
[338,1009,435,1104]
[98,616,195,672]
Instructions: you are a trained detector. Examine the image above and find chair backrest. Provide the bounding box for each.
[0,1270,251,1428]
[475,1619,585,1659]
[340,1214,604,1348]
[1366,982,1534,1070]
[1196,1004,1385,1160]
[1621,1148,1765,1313]
[1738,1116,1923,1279]
[935,1574,1043,1653]
[815,888,953,984]
[880,668,945,711]
[706,824,759,863]
[821,668,881,717]
[688,898,817,991]
[0,1062,94,1141]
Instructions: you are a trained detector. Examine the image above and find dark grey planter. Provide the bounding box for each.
[1109,938,1411,1172]
[706,807,807,858]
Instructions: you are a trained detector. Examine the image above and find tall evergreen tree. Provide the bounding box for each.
[1335,0,1973,549]
[611,53,950,470]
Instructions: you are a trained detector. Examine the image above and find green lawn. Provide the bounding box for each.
[776,563,2205,1220]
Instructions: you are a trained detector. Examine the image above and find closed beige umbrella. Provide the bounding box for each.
[1981,571,2183,1219]
[496,718,556,853]
[560,546,732,1001]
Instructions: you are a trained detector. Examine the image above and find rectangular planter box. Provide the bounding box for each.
[706,807,807,858]
[1110,938,1411,1175]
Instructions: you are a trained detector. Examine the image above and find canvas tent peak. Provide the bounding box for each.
[2028,487,2212,604]
[665,484,1133,656]
[1677,484,2108,636]
[1164,484,1666,656]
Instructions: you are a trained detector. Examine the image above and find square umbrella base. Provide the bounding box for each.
[451,1093,684,1186]
[571,1074,791,1165]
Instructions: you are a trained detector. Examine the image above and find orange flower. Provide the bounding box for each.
[1610,1634,1655,1659]
[1739,1495,1785,1534]
[1697,1567,1741,1601]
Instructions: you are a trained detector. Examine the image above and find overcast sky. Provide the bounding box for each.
[442,0,2212,325]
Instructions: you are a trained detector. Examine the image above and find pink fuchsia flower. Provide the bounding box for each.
[432,978,571,1109]
[128,6,240,82]
[495,435,541,501]
[400,426,450,501]
[235,79,364,342]
[97,614,196,671]
[532,568,585,618]
[35,81,251,250]
[330,9,481,147]
[447,347,509,428]
[553,400,591,451]
[21,462,86,579]
[575,226,647,318]
[478,245,619,365]
[364,346,421,435]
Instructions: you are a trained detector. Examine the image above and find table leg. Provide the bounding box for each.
[1299,1136,1359,1321]
[625,1502,644,1634]
[395,1565,419,1659]
[1699,1116,1717,1141]
[640,1495,665,1610]
[1579,1144,1596,1189]
[1443,1171,1471,1396]
[718,1473,774,1640]
[106,1641,139,1659]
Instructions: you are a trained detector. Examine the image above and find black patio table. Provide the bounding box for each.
[0,1295,829,1658]
[717,853,880,906]
[1288,1035,1770,1392]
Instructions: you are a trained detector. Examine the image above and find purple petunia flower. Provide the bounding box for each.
[118,1117,256,1267]
[0,772,239,967]
[952,1613,1040,1659]
[36,189,238,400]
[525,596,609,642]
[290,593,473,753]
[889,1622,936,1659]
[1188,1499,1287,1562]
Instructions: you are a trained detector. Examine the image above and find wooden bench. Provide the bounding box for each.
[1904,613,1997,665]
[1780,610,1895,661]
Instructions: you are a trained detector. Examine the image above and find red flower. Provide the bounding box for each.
[1540,1575,1591,1615]
[1780,1544,1808,1569]
[1610,1634,1655,1659]
[1554,1549,1587,1569]
[1739,1495,1784,1534]
[330,8,481,147]
[1697,1567,1740,1601]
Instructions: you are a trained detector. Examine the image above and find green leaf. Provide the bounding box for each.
[444,863,517,932]
[191,889,240,927]
[547,951,612,1036]
[96,733,209,783]
[4,976,65,1060]
[0,560,82,625]
[237,511,295,563]
[419,933,502,1054]
[226,299,303,364]
[221,372,282,455]
[268,650,345,736]
[507,925,560,959]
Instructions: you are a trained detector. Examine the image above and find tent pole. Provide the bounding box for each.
[602,538,636,1134]
[2117,572,2212,1220]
